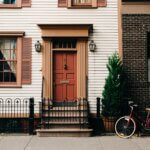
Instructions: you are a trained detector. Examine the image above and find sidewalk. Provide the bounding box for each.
[0,135,149,150]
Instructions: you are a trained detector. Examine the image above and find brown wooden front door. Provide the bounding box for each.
[53,51,77,102]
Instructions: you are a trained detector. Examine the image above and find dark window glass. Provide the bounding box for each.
[53,39,77,49]
[0,39,17,83]
[0,0,16,4]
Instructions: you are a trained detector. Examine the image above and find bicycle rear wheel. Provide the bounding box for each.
[115,116,136,138]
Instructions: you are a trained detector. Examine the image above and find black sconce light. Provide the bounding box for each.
[35,41,42,52]
[89,40,96,52]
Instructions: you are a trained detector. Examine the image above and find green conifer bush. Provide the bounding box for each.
[102,53,126,117]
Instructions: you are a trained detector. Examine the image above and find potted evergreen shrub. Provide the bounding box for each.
[102,53,126,132]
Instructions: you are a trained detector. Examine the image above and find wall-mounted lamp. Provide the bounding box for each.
[89,40,96,52]
[35,41,42,52]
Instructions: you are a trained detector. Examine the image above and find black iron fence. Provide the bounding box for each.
[40,98,89,129]
[0,98,34,134]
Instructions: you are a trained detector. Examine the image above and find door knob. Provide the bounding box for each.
[64,64,67,70]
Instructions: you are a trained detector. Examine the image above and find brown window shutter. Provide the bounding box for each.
[22,0,31,7]
[97,0,107,7]
[22,38,32,85]
[58,0,67,7]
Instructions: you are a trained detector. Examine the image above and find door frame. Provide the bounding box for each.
[42,38,88,100]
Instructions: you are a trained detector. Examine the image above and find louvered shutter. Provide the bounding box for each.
[22,38,32,84]
[97,0,107,7]
[22,0,31,7]
[58,0,67,7]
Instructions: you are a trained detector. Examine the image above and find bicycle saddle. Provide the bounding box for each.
[128,101,138,107]
[146,108,150,111]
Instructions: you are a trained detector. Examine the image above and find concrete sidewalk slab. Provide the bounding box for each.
[0,135,149,150]
[131,137,150,150]
[26,137,102,150]
[99,136,141,150]
[0,136,32,150]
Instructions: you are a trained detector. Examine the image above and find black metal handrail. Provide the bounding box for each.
[41,76,44,99]
[40,98,89,129]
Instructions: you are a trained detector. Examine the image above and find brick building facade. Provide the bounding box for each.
[122,14,150,107]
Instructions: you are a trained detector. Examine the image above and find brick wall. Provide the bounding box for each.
[122,14,150,107]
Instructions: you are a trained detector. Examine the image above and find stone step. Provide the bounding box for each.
[41,123,88,129]
[36,128,93,137]
[42,121,87,124]
[42,106,87,111]
[42,112,88,117]
[41,117,88,122]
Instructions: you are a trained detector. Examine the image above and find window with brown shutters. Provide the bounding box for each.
[0,0,31,8]
[58,0,107,8]
[0,32,32,87]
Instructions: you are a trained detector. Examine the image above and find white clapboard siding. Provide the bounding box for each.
[0,0,118,113]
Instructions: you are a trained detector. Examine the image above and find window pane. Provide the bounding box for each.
[0,72,3,82]
[4,40,10,49]
[0,38,17,83]
[0,0,16,4]
[53,39,77,49]
[73,0,92,5]
[4,72,10,82]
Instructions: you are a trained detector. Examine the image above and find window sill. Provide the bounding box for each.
[0,85,22,88]
[68,6,97,9]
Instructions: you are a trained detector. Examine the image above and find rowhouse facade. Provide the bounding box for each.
[0,0,119,135]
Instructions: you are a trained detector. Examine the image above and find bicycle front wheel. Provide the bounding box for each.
[115,116,136,138]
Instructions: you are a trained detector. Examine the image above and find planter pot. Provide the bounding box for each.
[102,117,117,132]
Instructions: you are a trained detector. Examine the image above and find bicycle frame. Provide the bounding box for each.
[128,105,150,131]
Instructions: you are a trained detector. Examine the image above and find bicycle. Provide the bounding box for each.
[115,101,150,138]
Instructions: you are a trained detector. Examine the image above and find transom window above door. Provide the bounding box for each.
[52,39,77,49]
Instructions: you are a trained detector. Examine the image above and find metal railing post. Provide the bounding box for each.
[29,97,34,135]
[97,97,100,118]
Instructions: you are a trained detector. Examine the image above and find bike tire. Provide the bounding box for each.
[115,116,136,138]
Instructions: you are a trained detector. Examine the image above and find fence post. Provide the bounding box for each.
[97,97,100,118]
[29,97,34,135]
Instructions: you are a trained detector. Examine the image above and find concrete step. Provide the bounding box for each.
[36,128,93,137]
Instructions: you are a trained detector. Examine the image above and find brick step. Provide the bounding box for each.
[36,128,93,137]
